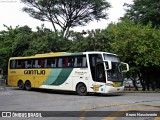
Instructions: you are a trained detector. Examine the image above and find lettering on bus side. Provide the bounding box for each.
[24,70,45,75]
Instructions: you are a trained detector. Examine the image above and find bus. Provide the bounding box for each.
[8,51,129,95]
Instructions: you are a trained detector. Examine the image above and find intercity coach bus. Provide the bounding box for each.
[8,51,129,95]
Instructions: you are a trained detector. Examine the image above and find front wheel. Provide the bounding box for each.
[76,83,87,96]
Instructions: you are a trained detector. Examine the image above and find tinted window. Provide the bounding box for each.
[57,57,74,68]
[10,55,87,69]
[74,56,87,68]
[10,60,16,69]
[33,59,45,68]
[45,58,57,68]
[25,59,33,68]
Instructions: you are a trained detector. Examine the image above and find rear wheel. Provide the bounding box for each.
[18,80,24,90]
[25,80,31,91]
[76,83,87,96]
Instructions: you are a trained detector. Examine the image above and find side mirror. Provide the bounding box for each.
[121,62,129,72]
[104,60,112,70]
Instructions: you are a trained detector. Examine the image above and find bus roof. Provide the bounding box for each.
[9,52,82,60]
[85,51,117,56]
[9,51,117,60]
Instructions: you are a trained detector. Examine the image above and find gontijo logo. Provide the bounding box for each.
[24,70,45,75]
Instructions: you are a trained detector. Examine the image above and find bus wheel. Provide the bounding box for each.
[18,80,24,90]
[25,80,31,91]
[76,83,87,96]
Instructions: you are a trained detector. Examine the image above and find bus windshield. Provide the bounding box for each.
[103,54,120,62]
[103,54,123,82]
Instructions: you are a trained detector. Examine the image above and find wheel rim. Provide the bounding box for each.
[25,81,31,90]
[80,86,86,93]
[18,81,24,89]
[77,83,87,95]
[26,82,31,88]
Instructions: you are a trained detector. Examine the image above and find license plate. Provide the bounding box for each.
[113,82,119,87]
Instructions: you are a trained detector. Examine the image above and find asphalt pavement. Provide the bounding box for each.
[0,87,159,120]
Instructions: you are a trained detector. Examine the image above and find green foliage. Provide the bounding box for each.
[106,19,160,69]
[123,0,160,28]
[105,19,160,90]
[0,25,23,72]
[0,25,71,75]
[69,29,111,52]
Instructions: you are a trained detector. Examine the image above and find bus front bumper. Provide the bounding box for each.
[105,86,124,93]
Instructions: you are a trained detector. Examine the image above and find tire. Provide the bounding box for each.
[76,83,87,96]
[18,80,24,90]
[25,80,31,91]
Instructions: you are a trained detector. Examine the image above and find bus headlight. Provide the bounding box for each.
[105,83,114,87]
[106,81,114,87]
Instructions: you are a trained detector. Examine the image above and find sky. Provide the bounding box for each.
[0,0,133,32]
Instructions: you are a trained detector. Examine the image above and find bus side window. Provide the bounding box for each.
[57,57,74,68]
[58,58,63,67]
[33,60,41,68]
[16,60,21,68]
[74,58,78,67]
[77,57,82,67]
[74,56,87,68]
[21,61,25,68]
[44,59,47,68]
[10,60,16,69]
[58,57,72,68]
[33,59,45,68]
[13,60,25,69]
[25,60,32,68]
[82,57,87,67]
[68,57,74,67]
[46,58,57,68]
[41,59,45,68]
[65,58,68,67]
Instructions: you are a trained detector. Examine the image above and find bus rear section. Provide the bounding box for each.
[7,53,89,94]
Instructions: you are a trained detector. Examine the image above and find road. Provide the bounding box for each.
[0,87,160,120]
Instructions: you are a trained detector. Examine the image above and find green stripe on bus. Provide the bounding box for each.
[51,68,73,85]
[43,68,73,86]
[43,69,62,85]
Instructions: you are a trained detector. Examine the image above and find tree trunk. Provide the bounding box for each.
[50,19,57,32]
[145,71,150,91]
[137,72,145,91]
[130,74,138,91]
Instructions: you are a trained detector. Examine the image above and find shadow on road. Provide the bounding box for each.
[5,87,124,97]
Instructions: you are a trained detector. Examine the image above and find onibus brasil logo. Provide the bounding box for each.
[2,112,42,118]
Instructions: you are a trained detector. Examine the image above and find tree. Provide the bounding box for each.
[106,19,160,91]
[0,25,33,75]
[21,0,110,37]
[11,26,33,56]
[123,0,160,28]
[0,25,72,77]
[26,25,71,55]
[69,29,110,52]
